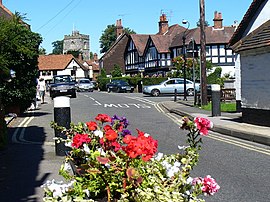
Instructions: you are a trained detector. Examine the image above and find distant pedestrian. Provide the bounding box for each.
[37,77,46,104]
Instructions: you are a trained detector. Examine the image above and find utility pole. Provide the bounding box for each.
[200,0,208,105]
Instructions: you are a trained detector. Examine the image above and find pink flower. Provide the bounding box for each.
[193,175,220,196]
[194,117,213,136]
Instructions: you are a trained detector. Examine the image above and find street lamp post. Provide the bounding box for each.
[182,19,190,101]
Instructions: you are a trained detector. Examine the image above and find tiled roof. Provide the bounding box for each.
[233,19,270,52]
[0,3,13,19]
[150,35,171,53]
[229,0,267,46]
[130,34,149,56]
[170,26,235,48]
[84,60,100,71]
[38,54,85,71]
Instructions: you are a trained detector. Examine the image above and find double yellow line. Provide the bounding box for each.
[156,103,270,156]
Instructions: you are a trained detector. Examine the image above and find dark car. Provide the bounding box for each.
[106,80,134,93]
[49,75,76,98]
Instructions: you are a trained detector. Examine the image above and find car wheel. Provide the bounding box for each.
[107,88,111,93]
[187,88,194,96]
[116,88,120,93]
[71,92,77,98]
[151,89,160,97]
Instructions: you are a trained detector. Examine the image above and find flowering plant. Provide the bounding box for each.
[42,114,219,202]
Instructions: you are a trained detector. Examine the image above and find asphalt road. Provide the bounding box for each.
[1,91,269,202]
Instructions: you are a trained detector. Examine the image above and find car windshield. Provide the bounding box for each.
[54,76,72,83]
[117,81,129,85]
[80,80,90,84]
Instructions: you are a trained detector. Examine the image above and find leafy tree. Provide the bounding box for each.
[111,64,122,77]
[52,40,63,54]
[0,13,42,113]
[67,50,81,58]
[90,52,94,60]
[39,47,46,55]
[99,24,136,53]
[100,68,107,78]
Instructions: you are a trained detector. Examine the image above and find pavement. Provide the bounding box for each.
[160,99,270,146]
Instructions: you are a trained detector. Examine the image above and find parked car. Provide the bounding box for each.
[49,75,76,98]
[106,80,134,93]
[142,78,200,97]
[75,78,94,92]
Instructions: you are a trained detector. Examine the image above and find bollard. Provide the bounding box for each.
[174,89,177,102]
[211,84,221,117]
[54,96,71,156]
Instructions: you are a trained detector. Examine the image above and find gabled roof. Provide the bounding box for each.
[130,34,149,56]
[150,35,171,53]
[99,33,129,60]
[229,0,267,46]
[38,54,86,71]
[170,26,235,48]
[84,60,100,71]
[233,19,270,52]
[163,24,187,37]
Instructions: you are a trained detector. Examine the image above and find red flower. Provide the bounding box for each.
[103,124,112,131]
[72,133,91,148]
[111,141,121,152]
[95,114,112,123]
[194,117,213,136]
[123,130,158,161]
[86,121,97,131]
[105,129,118,141]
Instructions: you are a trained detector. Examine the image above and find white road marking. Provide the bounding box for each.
[12,115,42,145]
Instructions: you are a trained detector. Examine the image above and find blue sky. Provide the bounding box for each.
[5,0,252,56]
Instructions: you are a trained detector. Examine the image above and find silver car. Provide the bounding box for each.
[143,78,200,97]
[76,79,94,92]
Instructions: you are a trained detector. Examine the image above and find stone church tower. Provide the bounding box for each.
[63,30,90,60]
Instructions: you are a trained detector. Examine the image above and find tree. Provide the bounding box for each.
[111,64,122,77]
[0,13,42,112]
[67,50,81,58]
[39,46,46,55]
[52,40,63,54]
[99,24,136,53]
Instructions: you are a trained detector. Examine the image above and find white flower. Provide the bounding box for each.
[186,177,193,184]
[83,144,90,154]
[94,130,103,138]
[144,133,150,137]
[63,161,72,172]
[178,145,189,150]
[174,161,181,167]
[65,141,72,148]
[97,147,106,156]
[154,152,164,161]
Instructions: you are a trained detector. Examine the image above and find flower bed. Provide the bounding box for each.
[42,114,219,202]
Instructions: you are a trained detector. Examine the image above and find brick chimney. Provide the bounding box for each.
[158,13,169,35]
[0,0,2,5]
[116,19,123,37]
[213,11,223,29]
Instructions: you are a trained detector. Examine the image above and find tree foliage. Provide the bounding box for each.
[0,13,42,112]
[111,64,122,77]
[99,24,136,53]
[52,40,63,54]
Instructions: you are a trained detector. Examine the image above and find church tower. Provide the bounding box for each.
[63,30,90,60]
